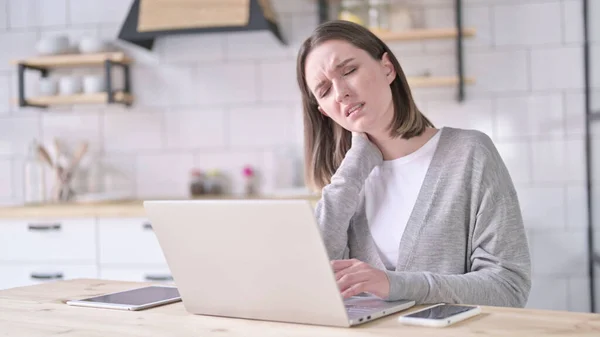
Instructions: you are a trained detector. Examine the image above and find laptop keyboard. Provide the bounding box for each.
[345,304,379,315]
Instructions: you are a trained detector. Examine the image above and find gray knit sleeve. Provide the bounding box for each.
[314,136,382,260]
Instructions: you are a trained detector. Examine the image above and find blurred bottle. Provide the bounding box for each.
[203,169,223,195]
[189,169,205,198]
[23,140,46,204]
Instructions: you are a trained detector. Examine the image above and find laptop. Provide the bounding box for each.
[143,199,415,327]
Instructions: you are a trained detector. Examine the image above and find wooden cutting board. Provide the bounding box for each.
[138,0,251,32]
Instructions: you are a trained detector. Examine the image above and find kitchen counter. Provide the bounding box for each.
[1,279,599,336]
[0,194,321,219]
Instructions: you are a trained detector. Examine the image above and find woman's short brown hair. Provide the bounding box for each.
[296,20,433,191]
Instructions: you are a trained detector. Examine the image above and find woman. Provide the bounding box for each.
[296,20,531,307]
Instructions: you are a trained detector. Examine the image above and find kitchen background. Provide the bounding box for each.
[0,0,598,313]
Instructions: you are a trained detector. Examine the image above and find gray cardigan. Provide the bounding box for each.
[315,127,531,307]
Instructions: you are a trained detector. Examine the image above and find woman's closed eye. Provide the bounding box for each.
[320,86,331,98]
[343,67,357,76]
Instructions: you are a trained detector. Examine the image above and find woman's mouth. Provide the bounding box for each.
[346,103,365,117]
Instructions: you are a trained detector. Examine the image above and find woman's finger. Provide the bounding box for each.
[341,282,368,299]
[337,270,371,293]
[331,259,359,272]
[334,260,367,280]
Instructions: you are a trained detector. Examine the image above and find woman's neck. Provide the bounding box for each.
[368,127,438,161]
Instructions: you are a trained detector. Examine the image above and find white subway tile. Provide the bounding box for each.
[591,0,600,43]
[41,112,102,154]
[592,139,600,183]
[0,32,37,72]
[0,159,11,199]
[467,50,528,93]
[194,151,265,195]
[517,186,565,230]
[69,0,131,24]
[565,92,585,136]
[9,0,67,28]
[259,60,299,103]
[161,34,226,63]
[226,31,293,61]
[565,138,586,183]
[531,140,566,183]
[495,94,564,140]
[132,65,198,106]
[425,99,494,138]
[566,185,588,230]
[494,141,531,185]
[493,2,562,46]
[568,277,591,312]
[0,116,40,156]
[0,74,9,116]
[103,110,164,153]
[98,154,136,195]
[136,153,194,199]
[165,108,227,150]
[531,47,584,90]
[592,45,600,89]
[530,230,588,276]
[0,0,7,30]
[563,0,583,44]
[196,63,257,105]
[229,104,299,149]
[526,276,568,311]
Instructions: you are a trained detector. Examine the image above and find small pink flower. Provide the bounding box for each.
[243,166,254,177]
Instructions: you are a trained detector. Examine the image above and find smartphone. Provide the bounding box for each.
[397,303,481,327]
[66,285,181,311]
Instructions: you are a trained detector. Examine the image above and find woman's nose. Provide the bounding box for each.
[334,81,350,103]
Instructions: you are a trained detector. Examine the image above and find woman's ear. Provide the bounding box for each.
[318,106,328,117]
[381,52,396,84]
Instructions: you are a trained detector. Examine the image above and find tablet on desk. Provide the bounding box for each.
[66,285,181,311]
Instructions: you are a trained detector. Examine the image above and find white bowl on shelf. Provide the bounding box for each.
[59,76,83,95]
[83,75,105,94]
[78,37,107,54]
[38,78,58,96]
[36,35,69,55]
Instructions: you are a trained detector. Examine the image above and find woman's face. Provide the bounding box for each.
[304,39,396,135]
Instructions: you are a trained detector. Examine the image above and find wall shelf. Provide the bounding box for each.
[408,76,475,88]
[22,92,133,106]
[374,27,476,42]
[13,52,132,68]
[12,52,133,109]
[317,0,474,102]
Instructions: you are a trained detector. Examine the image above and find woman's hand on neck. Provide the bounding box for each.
[367,127,438,161]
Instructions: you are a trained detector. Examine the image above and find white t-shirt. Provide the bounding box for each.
[364,131,442,270]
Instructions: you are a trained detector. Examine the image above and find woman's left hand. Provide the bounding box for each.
[332,259,390,299]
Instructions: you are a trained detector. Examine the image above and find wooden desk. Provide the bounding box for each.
[0,279,599,336]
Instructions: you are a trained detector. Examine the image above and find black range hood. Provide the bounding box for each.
[118,0,286,50]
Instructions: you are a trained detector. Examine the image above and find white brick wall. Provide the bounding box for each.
[0,0,595,312]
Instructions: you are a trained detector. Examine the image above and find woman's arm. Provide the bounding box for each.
[384,195,531,307]
[315,135,382,260]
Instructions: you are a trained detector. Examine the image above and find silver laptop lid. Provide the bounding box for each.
[143,200,350,327]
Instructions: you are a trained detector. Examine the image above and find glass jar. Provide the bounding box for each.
[368,0,391,32]
[339,0,369,27]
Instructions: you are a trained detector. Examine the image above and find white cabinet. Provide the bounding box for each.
[100,266,173,284]
[98,217,168,266]
[0,218,96,262]
[0,264,98,290]
[0,216,173,290]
